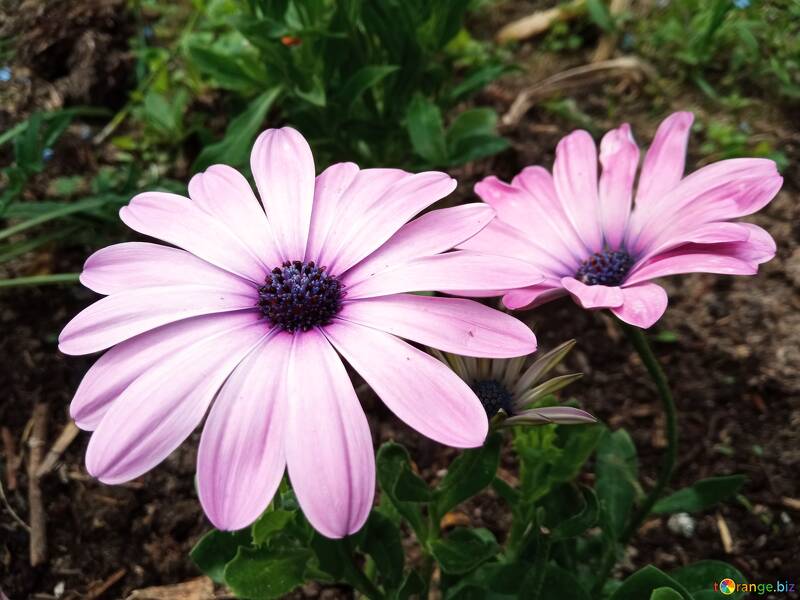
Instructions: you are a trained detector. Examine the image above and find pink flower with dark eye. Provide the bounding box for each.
[59,128,541,538]
[460,112,782,328]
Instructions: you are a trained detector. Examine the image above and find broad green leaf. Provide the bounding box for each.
[596,428,638,539]
[406,94,447,164]
[670,560,747,599]
[430,528,498,575]
[446,135,509,167]
[190,529,251,584]
[610,566,692,600]
[252,509,294,545]
[393,570,426,600]
[376,442,429,535]
[310,533,345,579]
[338,65,399,106]
[650,588,684,600]
[185,43,266,92]
[360,511,404,587]
[547,485,599,541]
[652,475,745,514]
[538,565,592,600]
[193,87,281,172]
[224,546,310,599]
[446,562,530,598]
[445,108,497,148]
[586,0,616,32]
[435,432,502,515]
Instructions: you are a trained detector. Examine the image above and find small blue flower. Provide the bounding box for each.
[733,0,750,8]
[143,26,154,40]
[0,67,11,82]
[42,148,54,161]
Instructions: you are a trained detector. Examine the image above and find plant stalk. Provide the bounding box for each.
[0,273,80,288]
[619,321,679,541]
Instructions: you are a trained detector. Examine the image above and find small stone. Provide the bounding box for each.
[667,512,696,538]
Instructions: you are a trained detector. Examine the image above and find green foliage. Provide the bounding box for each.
[180,0,508,169]
[636,0,800,102]
[652,475,746,514]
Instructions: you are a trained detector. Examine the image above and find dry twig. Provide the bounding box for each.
[28,402,48,567]
[86,568,127,600]
[36,421,79,478]
[125,577,215,600]
[716,512,734,554]
[496,0,586,44]
[501,56,656,127]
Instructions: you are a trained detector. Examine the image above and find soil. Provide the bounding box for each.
[1,1,799,599]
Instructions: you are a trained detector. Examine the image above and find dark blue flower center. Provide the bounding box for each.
[575,249,634,286]
[257,261,344,332]
[472,379,515,418]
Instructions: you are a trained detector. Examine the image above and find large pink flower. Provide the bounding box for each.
[59,128,540,537]
[461,112,782,328]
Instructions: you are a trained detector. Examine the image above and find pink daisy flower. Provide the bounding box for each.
[59,127,541,537]
[460,112,782,328]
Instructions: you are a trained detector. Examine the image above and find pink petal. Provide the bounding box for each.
[189,164,282,267]
[339,294,537,358]
[250,128,315,260]
[561,277,624,309]
[458,218,575,276]
[502,283,567,310]
[636,221,752,264]
[553,130,603,253]
[475,176,584,267]
[598,124,639,249]
[610,283,668,329]
[512,166,587,259]
[325,172,457,274]
[80,242,255,296]
[285,329,374,538]
[345,251,543,300]
[323,319,488,447]
[305,162,360,261]
[342,204,495,286]
[625,247,757,285]
[59,285,256,355]
[628,159,781,254]
[735,223,776,264]
[120,192,267,282]
[316,168,410,264]
[635,112,694,209]
[70,312,261,430]
[85,318,268,484]
[198,332,291,531]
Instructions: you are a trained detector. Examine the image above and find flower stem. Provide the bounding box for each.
[336,538,384,600]
[0,273,80,288]
[618,321,679,542]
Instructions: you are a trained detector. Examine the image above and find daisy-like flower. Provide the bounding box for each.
[58,128,542,538]
[460,112,782,327]
[431,340,595,427]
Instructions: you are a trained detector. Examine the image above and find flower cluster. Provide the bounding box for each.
[60,113,781,538]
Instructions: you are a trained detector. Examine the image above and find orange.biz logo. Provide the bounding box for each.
[714,579,796,595]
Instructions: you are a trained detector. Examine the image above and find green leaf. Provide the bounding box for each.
[586,0,616,32]
[538,565,591,600]
[547,485,599,541]
[596,428,638,539]
[446,562,530,598]
[435,432,502,515]
[376,442,429,536]
[430,528,499,575]
[392,570,426,600]
[224,546,310,599]
[653,475,746,514]
[193,87,281,172]
[445,108,507,166]
[185,43,266,92]
[650,588,684,600]
[190,529,251,584]
[360,511,404,587]
[252,509,295,545]
[670,560,747,599]
[610,566,692,600]
[406,94,447,164]
[338,65,399,106]
[310,533,345,579]
[448,64,507,102]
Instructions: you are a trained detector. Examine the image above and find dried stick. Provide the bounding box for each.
[496,0,587,44]
[501,56,656,127]
[36,421,79,478]
[28,403,48,567]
